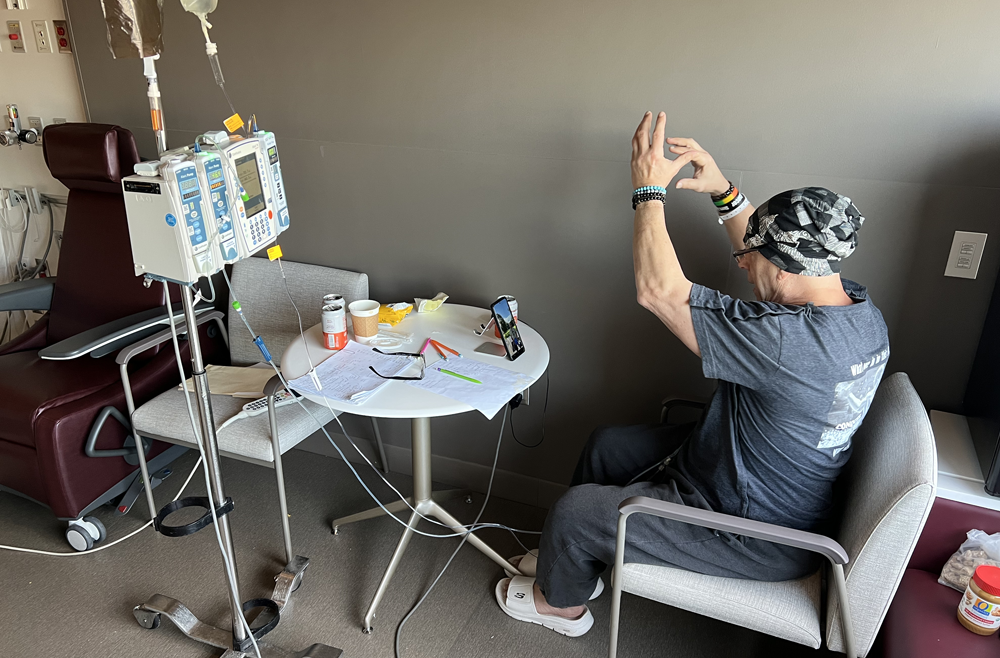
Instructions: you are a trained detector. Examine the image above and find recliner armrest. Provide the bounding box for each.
[0,277,57,312]
[39,304,214,361]
[618,496,849,565]
[115,310,227,365]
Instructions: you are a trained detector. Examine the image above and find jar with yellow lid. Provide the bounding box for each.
[958,564,1000,635]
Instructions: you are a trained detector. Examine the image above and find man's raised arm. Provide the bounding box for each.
[630,112,700,355]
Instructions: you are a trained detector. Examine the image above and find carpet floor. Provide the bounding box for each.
[0,449,845,657]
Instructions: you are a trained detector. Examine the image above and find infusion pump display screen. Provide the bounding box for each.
[180,178,200,200]
[208,168,224,189]
[235,153,266,218]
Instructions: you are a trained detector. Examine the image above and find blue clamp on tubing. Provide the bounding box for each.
[254,336,272,362]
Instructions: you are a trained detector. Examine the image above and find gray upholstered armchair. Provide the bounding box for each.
[124,257,377,564]
[610,372,938,658]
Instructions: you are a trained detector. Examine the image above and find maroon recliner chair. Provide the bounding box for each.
[0,124,222,550]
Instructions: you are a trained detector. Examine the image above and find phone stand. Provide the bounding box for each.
[474,317,496,337]
[474,342,507,357]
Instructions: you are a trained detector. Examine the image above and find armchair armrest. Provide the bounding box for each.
[115,310,227,366]
[660,398,706,424]
[0,277,56,312]
[611,496,858,658]
[39,304,214,361]
[263,373,286,397]
[618,496,848,564]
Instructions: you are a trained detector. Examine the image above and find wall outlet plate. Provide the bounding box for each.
[31,20,50,53]
[52,20,71,54]
[9,0,28,9]
[6,20,26,53]
[944,231,988,279]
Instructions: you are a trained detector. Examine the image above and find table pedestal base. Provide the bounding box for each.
[332,417,523,632]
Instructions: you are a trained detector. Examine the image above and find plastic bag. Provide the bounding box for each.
[100,0,164,59]
[939,530,1000,592]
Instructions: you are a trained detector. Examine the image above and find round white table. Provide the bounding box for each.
[281,304,550,632]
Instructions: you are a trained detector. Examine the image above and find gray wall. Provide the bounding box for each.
[68,0,1000,487]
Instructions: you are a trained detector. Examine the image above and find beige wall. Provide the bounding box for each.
[0,0,86,196]
[0,0,86,336]
[66,0,1000,488]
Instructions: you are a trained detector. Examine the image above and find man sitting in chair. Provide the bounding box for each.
[494,112,889,636]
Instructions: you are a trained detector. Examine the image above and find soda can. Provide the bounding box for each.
[322,303,348,350]
[323,293,344,307]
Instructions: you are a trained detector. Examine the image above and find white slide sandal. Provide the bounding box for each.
[504,552,605,600]
[494,576,594,638]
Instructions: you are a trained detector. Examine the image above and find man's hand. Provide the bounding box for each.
[666,137,729,196]
[631,112,696,190]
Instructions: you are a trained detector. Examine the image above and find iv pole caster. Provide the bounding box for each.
[133,605,161,630]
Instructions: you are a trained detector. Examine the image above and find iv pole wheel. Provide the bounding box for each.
[133,606,161,630]
[332,525,339,536]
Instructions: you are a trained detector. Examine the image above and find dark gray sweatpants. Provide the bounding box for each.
[534,423,819,608]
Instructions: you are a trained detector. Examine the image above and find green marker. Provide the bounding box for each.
[438,368,481,385]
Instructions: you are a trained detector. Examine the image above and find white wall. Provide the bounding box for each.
[0,0,85,336]
[0,0,85,194]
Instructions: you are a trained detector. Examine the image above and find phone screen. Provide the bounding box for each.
[491,297,525,361]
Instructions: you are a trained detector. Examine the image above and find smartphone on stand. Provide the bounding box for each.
[489,296,525,361]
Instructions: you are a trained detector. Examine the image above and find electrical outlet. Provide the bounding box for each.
[6,20,26,53]
[8,0,28,9]
[52,20,71,54]
[52,117,66,124]
[944,231,988,279]
[31,20,50,53]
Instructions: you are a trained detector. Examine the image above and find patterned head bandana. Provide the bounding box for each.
[744,187,865,276]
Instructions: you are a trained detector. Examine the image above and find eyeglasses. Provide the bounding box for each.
[732,247,761,263]
[369,349,426,381]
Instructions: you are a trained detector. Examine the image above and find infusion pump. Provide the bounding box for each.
[122,132,289,284]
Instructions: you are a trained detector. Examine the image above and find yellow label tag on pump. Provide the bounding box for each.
[224,113,245,133]
[267,245,283,261]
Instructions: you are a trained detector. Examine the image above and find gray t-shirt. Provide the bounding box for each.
[676,279,889,531]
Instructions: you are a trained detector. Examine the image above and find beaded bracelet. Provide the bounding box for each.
[632,190,666,209]
[711,182,736,203]
[634,185,667,196]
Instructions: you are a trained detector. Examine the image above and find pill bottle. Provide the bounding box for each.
[957,565,1000,635]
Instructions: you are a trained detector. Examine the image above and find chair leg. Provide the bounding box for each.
[371,417,389,474]
[609,513,630,658]
[831,563,858,658]
[269,395,294,565]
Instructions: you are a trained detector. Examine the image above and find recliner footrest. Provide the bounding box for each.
[154,496,234,537]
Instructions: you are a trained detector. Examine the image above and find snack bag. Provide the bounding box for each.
[939,530,1000,592]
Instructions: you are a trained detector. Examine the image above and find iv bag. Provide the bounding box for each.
[100,0,164,59]
[179,0,218,16]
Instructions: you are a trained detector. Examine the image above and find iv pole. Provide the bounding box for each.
[123,50,342,658]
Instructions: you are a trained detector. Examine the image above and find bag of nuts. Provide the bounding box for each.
[939,530,1000,592]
